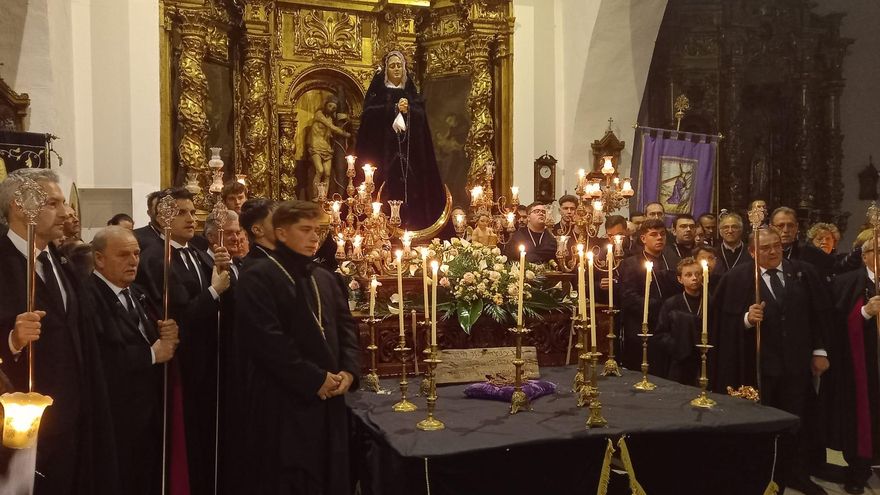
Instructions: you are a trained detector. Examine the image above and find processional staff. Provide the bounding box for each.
[156,194,179,495]
[210,200,229,495]
[747,204,766,398]
[867,203,880,337]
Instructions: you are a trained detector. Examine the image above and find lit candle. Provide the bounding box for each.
[606,243,614,308]
[357,183,367,201]
[577,244,587,319]
[592,200,603,212]
[353,234,363,259]
[622,179,634,197]
[601,156,615,175]
[510,186,520,205]
[517,245,526,326]
[345,155,356,173]
[470,185,483,205]
[506,211,515,229]
[454,213,465,230]
[643,261,653,325]
[335,234,345,258]
[431,260,439,345]
[369,275,378,318]
[371,202,382,218]
[363,164,375,185]
[331,201,341,223]
[396,250,405,337]
[701,259,709,345]
[421,247,429,319]
[577,169,587,188]
[587,251,597,346]
[402,231,412,254]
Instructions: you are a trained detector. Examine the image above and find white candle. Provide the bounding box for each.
[363,164,375,185]
[510,186,520,205]
[402,231,412,254]
[701,259,709,345]
[421,248,429,319]
[371,202,382,218]
[335,234,345,258]
[431,260,439,345]
[587,251,597,346]
[471,186,483,205]
[396,250,405,337]
[607,244,614,308]
[346,155,356,173]
[369,275,378,318]
[643,261,653,325]
[577,244,586,320]
[517,245,526,326]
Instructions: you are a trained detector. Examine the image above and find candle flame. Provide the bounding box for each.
[586,251,594,262]
[519,244,525,253]
[645,261,653,270]
[395,249,403,260]
[431,260,439,272]
[701,259,709,270]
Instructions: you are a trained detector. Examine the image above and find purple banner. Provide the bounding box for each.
[635,130,717,223]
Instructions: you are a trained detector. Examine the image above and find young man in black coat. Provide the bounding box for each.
[235,200,360,494]
[89,226,179,495]
[135,187,231,495]
[133,189,164,252]
[239,197,277,267]
[0,168,119,494]
[711,226,831,495]
[505,202,557,264]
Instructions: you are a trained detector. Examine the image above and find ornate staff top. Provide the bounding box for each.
[747,204,766,228]
[13,176,48,225]
[157,194,178,231]
[211,200,229,231]
[867,202,880,228]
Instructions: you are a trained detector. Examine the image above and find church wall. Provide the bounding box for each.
[815,0,880,247]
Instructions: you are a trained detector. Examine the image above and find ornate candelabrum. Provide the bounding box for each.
[393,333,417,412]
[586,348,608,428]
[361,317,382,393]
[466,161,519,247]
[597,238,624,377]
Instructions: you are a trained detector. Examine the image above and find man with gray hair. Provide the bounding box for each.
[89,225,179,495]
[0,168,119,494]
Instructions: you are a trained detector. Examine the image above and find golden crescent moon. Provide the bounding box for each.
[376,183,453,241]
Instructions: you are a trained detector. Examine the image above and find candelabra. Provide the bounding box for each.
[601,308,621,377]
[586,348,608,428]
[690,343,716,408]
[633,322,656,391]
[361,317,382,393]
[509,325,532,414]
[416,344,445,431]
[465,161,519,247]
[392,334,417,412]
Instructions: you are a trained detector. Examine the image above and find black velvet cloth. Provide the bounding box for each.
[350,366,797,495]
[355,72,446,231]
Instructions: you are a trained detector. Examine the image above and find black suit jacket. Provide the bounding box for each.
[0,235,119,494]
[88,275,162,494]
[133,224,162,253]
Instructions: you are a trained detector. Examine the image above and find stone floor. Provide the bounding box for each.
[787,451,880,495]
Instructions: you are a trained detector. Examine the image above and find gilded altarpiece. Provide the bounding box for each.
[160,0,514,208]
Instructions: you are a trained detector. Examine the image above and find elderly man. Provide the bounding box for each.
[712,226,830,495]
[717,212,751,274]
[0,168,118,494]
[506,202,558,264]
[90,226,179,495]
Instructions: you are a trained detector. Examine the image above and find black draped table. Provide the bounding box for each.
[349,366,798,495]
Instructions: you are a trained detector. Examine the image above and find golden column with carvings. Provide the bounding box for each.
[379,5,423,72]
[241,1,274,198]
[176,9,211,209]
[278,112,298,200]
[463,31,495,189]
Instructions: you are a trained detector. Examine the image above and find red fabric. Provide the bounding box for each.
[169,362,191,495]
[847,299,873,458]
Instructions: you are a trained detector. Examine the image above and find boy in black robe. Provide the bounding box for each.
[235,200,360,494]
[655,257,703,384]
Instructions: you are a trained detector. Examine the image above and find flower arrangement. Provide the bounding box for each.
[425,238,570,333]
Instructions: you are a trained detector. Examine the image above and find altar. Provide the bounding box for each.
[349,367,798,495]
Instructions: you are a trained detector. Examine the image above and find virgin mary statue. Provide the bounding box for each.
[355,51,446,231]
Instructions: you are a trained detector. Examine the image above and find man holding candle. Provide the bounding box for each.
[505,202,557,264]
[712,226,831,495]
[618,219,678,371]
[235,200,360,494]
[654,257,704,384]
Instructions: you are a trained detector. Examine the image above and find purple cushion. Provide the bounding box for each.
[463,380,557,402]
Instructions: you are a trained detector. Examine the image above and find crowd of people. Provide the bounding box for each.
[1,164,878,495]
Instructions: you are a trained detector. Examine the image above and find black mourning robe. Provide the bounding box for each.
[618,250,680,371]
[828,268,880,468]
[355,72,446,231]
[662,241,695,269]
[505,228,557,264]
[88,276,162,495]
[235,244,361,494]
[0,235,120,495]
[655,292,702,385]
[135,242,220,494]
[716,241,752,276]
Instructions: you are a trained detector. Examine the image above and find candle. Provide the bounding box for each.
[577,244,586,319]
[369,275,378,318]
[353,234,363,259]
[363,164,375,185]
[592,200,603,212]
[335,234,345,258]
[470,185,483,205]
[643,261,653,325]
[396,250,405,337]
[577,169,586,188]
[587,251,597,346]
[431,260,439,345]
[607,243,614,308]
[345,155,356,173]
[510,186,520,205]
[506,212,515,229]
[421,247,429,319]
[701,259,709,344]
[601,156,615,175]
[402,231,412,254]
[517,245,526,326]
[331,201,341,223]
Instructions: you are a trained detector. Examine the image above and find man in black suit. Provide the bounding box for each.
[235,200,360,494]
[135,187,231,495]
[133,189,163,252]
[712,226,831,495]
[239,198,277,267]
[0,168,119,494]
[90,226,180,495]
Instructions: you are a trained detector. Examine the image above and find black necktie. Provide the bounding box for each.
[766,268,786,306]
[37,251,64,310]
[120,288,142,328]
[180,247,204,288]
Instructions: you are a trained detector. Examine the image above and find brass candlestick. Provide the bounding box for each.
[417,319,432,397]
[571,316,587,394]
[416,344,445,431]
[601,308,621,377]
[392,335,417,412]
[361,317,382,392]
[509,326,532,414]
[690,344,716,408]
[633,323,656,391]
[586,347,608,428]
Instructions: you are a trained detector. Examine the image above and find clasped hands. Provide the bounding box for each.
[317,371,354,400]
